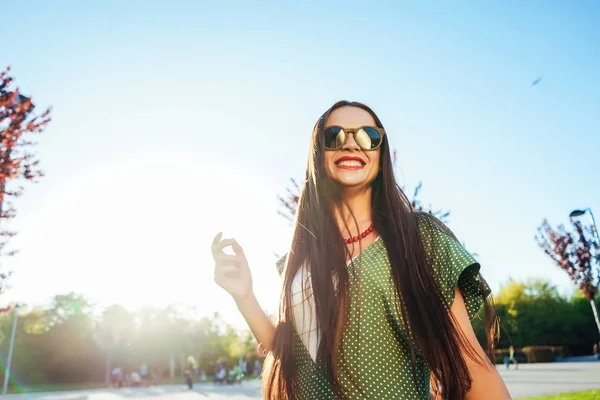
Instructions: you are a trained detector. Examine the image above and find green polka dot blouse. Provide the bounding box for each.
[276,213,490,400]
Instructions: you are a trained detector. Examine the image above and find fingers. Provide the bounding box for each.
[212,232,223,248]
[215,264,242,281]
[211,238,237,256]
[214,253,242,266]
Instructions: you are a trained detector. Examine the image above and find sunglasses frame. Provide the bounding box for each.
[323,125,386,151]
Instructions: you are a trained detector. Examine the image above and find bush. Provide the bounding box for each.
[494,348,527,364]
[550,346,565,360]
[522,346,562,363]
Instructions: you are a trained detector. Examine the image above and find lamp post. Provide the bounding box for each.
[570,208,600,344]
[2,304,20,395]
[570,208,600,244]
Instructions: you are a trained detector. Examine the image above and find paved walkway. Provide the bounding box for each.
[499,361,600,398]
[3,362,600,399]
[3,382,263,400]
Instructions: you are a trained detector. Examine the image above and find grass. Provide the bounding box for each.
[521,390,600,400]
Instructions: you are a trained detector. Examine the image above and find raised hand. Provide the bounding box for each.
[211,233,253,304]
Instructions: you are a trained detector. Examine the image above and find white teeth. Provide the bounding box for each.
[337,160,363,167]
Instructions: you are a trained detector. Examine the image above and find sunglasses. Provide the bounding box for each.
[324,126,386,151]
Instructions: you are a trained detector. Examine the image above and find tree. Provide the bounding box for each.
[0,297,260,387]
[494,279,573,349]
[0,66,51,296]
[93,305,134,384]
[42,294,98,383]
[471,278,598,356]
[536,218,600,337]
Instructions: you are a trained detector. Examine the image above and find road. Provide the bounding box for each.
[4,362,600,399]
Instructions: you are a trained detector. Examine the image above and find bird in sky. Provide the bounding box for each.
[532,77,542,86]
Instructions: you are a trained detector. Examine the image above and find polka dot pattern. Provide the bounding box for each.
[276,214,490,399]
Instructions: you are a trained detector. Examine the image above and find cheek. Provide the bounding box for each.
[370,153,381,175]
[324,152,334,164]
[324,153,335,170]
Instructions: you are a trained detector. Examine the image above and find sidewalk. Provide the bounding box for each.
[499,362,600,399]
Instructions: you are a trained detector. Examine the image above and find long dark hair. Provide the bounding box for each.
[263,101,498,400]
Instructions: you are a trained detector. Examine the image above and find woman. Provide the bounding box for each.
[211,101,510,399]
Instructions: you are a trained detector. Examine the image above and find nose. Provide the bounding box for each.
[342,132,360,151]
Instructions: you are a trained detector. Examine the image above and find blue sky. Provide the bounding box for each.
[2,1,599,326]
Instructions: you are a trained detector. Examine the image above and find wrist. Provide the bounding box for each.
[235,291,257,311]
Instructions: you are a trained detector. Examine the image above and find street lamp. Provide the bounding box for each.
[571,208,600,356]
[0,95,32,395]
[2,304,20,395]
[569,208,600,244]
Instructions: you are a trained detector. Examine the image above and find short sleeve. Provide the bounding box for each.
[417,213,491,320]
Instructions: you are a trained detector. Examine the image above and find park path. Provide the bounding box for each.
[3,362,600,399]
[500,361,600,398]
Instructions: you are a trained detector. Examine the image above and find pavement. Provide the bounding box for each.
[3,362,600,399]
[2,382,263,400]
[499,361,600,398]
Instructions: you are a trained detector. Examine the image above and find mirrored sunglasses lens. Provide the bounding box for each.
[357,127,381,150]
[357,128,381,149]
[324,127,346,149]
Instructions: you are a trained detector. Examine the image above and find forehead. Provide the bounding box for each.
[326,106,376,127]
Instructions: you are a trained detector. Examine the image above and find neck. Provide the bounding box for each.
[335,187,373,237]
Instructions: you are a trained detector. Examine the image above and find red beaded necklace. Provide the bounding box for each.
[344,224,374,244]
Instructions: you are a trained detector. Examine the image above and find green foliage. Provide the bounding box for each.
[473,278,600,357]
[0,294,260,387]
[3,277,597,387]
[521,346,562,363]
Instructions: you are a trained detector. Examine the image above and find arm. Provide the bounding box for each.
[450,288,511,400]
[237,293,276,353]
[211,233,276,353]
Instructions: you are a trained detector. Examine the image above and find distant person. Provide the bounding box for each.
[246,359,253,377]
[253,359,261,378]
[211,101,510,399]
[140,363,148,384]
[111,367,123,388]
[234,364,243,383]
[228,365,243,384]
[130,371,141,387]
[199,369,207,382]
[215,365,226,385]
[508,346,518,369]
[149,366,158,386]
[185,355,197,389]
[186,355,197,373]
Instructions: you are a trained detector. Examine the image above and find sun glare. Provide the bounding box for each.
[6,151,288,327]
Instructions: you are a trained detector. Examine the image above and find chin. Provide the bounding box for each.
[337,179,366,187]
[327,166,377,189]
[331,176,374,189]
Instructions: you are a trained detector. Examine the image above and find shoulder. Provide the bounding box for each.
[414,211,459,244]
[414,213,489,315]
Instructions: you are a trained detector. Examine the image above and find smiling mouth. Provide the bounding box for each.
[335,159,366,170]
